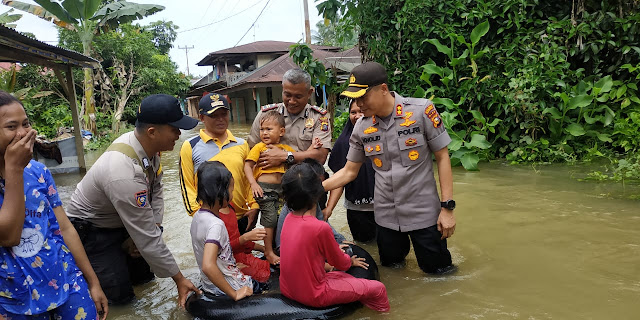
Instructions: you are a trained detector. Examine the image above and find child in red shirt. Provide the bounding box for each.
[218,206,270,283]
[279,161,390,312]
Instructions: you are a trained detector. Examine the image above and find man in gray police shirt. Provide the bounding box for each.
[66,94,200,306]
[323,62,457,274]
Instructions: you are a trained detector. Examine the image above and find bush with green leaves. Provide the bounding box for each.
[318,0,640,173]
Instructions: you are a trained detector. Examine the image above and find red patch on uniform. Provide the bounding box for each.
[395,104,403,117]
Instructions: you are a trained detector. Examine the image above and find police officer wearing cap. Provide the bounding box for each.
[66,94,201,306]
[248,68,332,167]
[179,93,260,233]
[323,62,457,274]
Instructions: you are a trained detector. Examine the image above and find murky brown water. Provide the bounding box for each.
[52,123,640,319]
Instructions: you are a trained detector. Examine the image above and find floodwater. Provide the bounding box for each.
[52,123,640,319]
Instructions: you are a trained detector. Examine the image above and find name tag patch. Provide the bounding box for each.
[135,190,148,207]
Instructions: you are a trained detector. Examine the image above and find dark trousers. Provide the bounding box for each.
[346,209,377,243]
[70,218,154,305]
[377,224,452,274]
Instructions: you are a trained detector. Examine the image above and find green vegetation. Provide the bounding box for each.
[4,0,165,133]
[318,0,640,183]
[2,20,187,141]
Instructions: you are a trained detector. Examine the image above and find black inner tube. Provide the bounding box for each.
[186,244,379,320]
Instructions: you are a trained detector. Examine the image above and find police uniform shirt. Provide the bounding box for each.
[66,131,179,278]
[347,93,451,232]
[248,103,332,151]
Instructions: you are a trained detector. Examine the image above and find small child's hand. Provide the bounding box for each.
[307,137,323,150]
[237,262,248,269]
[251,183,264,198]
[233,286,253,301]
[351,255,369,270]
[245,228,267,241]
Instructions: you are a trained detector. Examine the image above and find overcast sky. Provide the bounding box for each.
[4,0,324,77]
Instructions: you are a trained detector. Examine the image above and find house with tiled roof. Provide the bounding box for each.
[187,40,360,123]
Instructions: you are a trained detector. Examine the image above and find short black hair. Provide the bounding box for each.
[135,120,152,133]
[196,161,233,209]
[0,90,21,108]
[282,162,325,212]
[260,110,285,127]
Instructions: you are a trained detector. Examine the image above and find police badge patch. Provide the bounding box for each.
[135,190,148,207]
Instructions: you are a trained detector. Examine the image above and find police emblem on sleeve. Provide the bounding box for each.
[425,104,443,128]
[135,190,148,207]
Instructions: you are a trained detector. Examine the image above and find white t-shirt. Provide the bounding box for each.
[190,209,253,295]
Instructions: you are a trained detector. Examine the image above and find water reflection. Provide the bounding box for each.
[53,123,640,319]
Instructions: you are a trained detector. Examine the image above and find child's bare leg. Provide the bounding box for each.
[264,227,280,265]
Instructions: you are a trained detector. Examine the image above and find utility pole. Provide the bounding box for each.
[178,45,194,76]
[303,0,311,44]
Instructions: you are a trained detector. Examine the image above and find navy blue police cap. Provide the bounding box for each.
[137,94,198,130]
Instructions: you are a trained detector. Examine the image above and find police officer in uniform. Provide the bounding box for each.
[323,62,457,274]
[66,94,201,306]
[248,68,331,167]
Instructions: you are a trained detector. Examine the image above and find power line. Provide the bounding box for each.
[177,0,267,34]
[198,0,216,25]
[234,0,271,47]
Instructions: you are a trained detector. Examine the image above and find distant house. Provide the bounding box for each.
[187,41,360,123]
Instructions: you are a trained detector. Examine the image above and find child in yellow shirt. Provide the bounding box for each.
[243,111,320,264]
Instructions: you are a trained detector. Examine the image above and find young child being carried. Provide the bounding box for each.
[191,161,265,300]
[279,162,390,311]
[243,110,320,265]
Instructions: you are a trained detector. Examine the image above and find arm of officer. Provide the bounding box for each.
[434,147,455,239]
[105,177,200,307]
[179,140,200,216]
[323,160,361,191]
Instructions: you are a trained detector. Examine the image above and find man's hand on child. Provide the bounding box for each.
[233,286,253,301]
[351,255,369,270]
[257,145,287,169]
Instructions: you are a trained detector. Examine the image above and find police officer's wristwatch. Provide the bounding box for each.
[441,199,456,210]
[286,151,295,165]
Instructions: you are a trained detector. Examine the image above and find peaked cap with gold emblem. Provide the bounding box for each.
[199,93,230,115]
[341,61,388,98]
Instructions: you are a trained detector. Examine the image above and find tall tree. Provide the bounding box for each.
[144,20,178,55]
[2,0,164,134]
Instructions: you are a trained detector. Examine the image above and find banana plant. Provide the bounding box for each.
[2,0,164,134]
[0,8,22,27]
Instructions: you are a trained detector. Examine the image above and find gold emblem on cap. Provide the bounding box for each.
[349,74,356,84]
[210,94,220,101]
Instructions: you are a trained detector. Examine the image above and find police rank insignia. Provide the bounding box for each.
[373,158,383,167]
[405,138,417,146]
[365,146,374,153]
[395,104,403,117]
[375,145,381,152]
[399,111,417,127]
[408,150,419,161]
[135,190,148,207]
[364,126,378,134]
[425,104,442,128]
[305,117,315,128]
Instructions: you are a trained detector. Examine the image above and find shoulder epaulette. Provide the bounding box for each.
[404,97,430,107]
[261,103,278,112]
[309,105,328,115]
